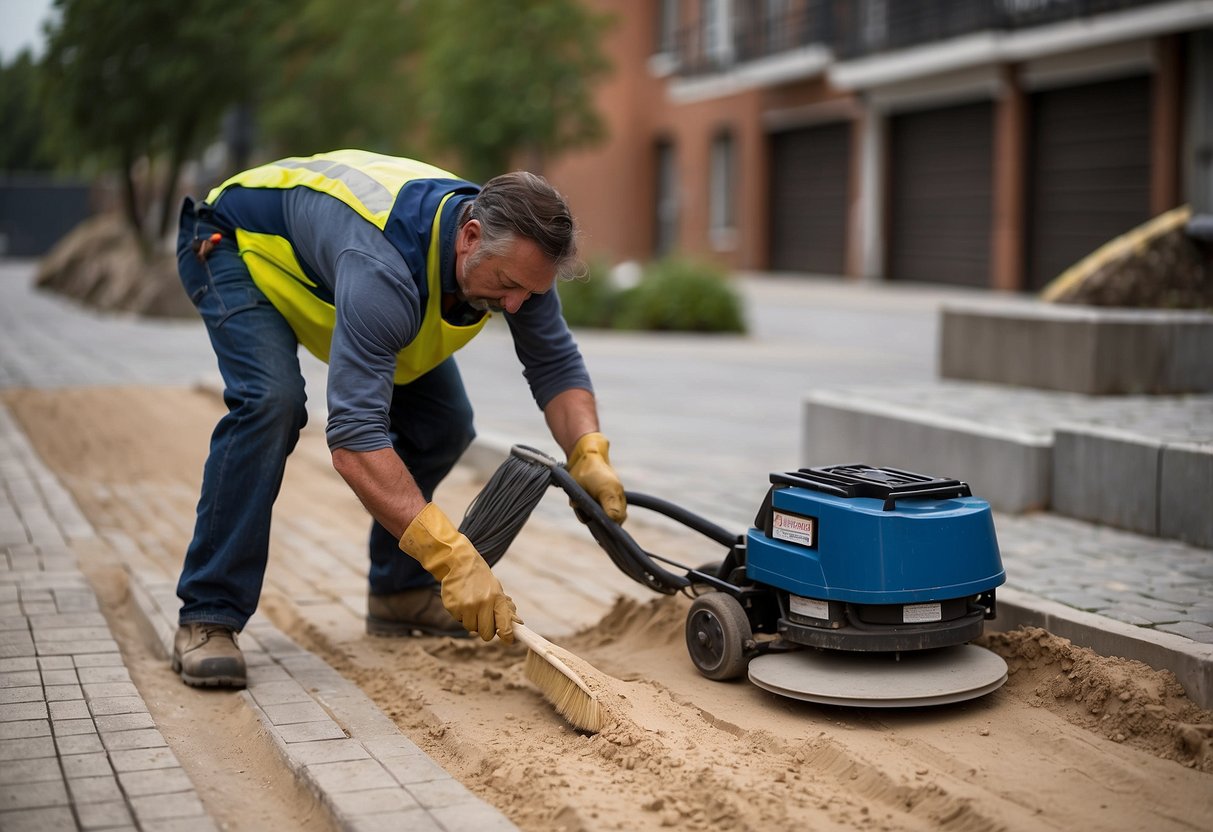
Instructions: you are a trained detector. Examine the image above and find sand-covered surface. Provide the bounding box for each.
[6,385,1212,831]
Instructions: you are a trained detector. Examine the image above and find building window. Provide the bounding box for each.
[656,0,679,55]
[701,0,734,69]
[655,141,679,257]
[710,132,736,247]
[765,0,791,53]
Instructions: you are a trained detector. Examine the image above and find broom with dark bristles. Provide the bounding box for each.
[513,622,608,733]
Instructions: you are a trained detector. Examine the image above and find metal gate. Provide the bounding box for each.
[768,122,851,275]
[887,101,994,286]
[1025,75,1152,290]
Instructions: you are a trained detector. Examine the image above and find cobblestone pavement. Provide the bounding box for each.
[1,257,1211,824]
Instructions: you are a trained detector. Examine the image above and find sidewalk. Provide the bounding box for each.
[1,258,1211,828]
[1,405,218,831]
[0,399,517,831]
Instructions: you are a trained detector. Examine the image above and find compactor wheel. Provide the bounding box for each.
[685,592,752,681]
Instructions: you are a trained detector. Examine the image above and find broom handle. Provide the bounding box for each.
[513,623,595,698]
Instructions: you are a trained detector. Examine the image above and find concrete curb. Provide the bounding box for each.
[992,587,1213,709]
[126,568,517,832]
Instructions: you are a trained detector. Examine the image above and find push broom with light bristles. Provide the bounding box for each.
[458,447,611,733]
[459,445,685,733]
[513,622,606,733]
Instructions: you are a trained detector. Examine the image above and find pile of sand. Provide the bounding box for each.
[980,627,1213,771]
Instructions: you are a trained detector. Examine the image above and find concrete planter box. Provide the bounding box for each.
[801,391,1051,514]
[940,301,1213,395]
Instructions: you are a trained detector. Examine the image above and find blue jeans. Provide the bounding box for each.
[175,198,475,630]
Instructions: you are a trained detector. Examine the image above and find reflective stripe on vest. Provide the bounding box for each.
[206,150,488,384]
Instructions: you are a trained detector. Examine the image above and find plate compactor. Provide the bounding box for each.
[461,446,1008,708]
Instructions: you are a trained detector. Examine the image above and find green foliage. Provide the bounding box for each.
[41,0,284,240]
[30,0,613,251]
[0,50,57,171]
[257,0,423,157]
[556,259,617,328]
[558,258,747,334]
[416,0,613,182]
[616,258,747,333]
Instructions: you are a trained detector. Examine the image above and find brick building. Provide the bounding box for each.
[545,0,1213,290]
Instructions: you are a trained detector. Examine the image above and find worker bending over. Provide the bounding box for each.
[172,150,626,688]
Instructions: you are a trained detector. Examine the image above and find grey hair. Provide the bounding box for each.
[464,171,584,281]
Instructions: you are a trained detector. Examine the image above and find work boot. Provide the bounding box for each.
[366,587,471,638]
[172,623,246,688]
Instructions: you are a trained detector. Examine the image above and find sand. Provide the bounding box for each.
[6,385,1212,831]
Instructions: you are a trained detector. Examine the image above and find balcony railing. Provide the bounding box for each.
[833,0,1175,59]
[669,0,834,77]
[665,0,1176,76]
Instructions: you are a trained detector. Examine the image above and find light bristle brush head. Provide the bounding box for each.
[524,650,606,733]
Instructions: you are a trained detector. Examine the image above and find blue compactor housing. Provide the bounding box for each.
[741,465,1005,653]
[668,465,1006,681]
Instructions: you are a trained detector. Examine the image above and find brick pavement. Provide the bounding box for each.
[0,404,218,831]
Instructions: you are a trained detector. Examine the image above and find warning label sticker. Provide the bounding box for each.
[772,511,815,548]
[790,595,830,620]
[903,602,943,623]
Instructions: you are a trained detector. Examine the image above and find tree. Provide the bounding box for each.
[40,0,284,250]
[256,0,424,158]
[416,0,613,182]
[0,50,57,172]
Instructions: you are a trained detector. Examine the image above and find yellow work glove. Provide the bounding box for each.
[398,503,517,643]
[566,432,627,525]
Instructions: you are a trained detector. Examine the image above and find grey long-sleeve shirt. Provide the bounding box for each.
[216,185,592,452]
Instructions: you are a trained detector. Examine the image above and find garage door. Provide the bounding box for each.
[1026,75,1152,290]
[887,101,994,286]
[768,122,851,275]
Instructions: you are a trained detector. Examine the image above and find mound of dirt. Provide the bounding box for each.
[1041,205,1213,309]
[980,627,1213,771]
[36,213,194,317]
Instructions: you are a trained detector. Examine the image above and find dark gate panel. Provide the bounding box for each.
[768,122,851,275]
[887,101,994,286]
[1026,75,1152,290]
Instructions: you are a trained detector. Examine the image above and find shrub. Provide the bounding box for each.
[556,257,618,328]
[558,256,747,333]
[614,257,746,333]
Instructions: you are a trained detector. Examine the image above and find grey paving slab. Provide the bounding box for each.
[60,753,113,779]
[108,747,180,773]
[52,718,96,736]
[0,806,76,831]
[276,720,347,743]
[0,756,61,784]
[0,718,49,739]
[93,712,156,733]
[117,766,194,798]
[75,800,134,829]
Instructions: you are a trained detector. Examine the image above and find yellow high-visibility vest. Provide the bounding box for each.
[205,150,488,384]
